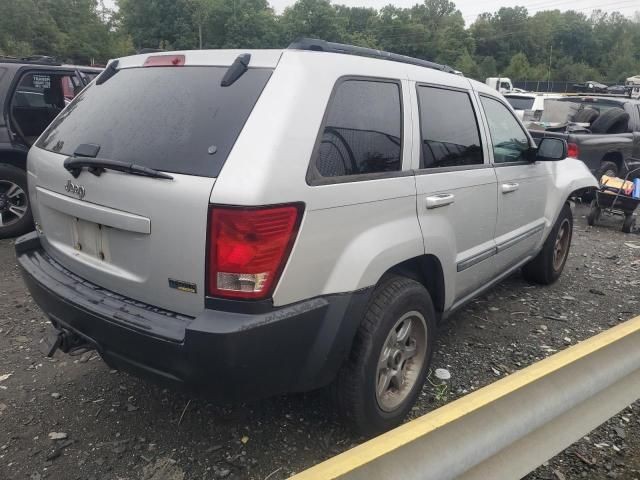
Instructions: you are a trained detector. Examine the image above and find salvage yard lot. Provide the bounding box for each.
[1,204,639,480]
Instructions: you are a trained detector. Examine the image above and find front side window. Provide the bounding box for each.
[417,86,483,169]
[480,96,531,164]
[313,79,402,179]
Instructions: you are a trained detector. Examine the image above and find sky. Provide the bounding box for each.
[103,0,639,25]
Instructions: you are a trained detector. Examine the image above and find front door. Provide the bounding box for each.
[478,95,550,273]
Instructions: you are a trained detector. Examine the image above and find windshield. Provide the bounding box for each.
[37,66,272,178]
[505,96,535,111]
[541,98,625,124]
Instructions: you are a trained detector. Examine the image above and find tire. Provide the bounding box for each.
[587,200,601,226]
[0,164,33,239]
[573,107,599,124]
[622,215,636,234]
[332,275,436,436]
[590,108,630,134]
[522,203,573,285]
[595,160,618,182]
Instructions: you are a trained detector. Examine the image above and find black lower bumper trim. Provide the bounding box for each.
[15,232,371,401]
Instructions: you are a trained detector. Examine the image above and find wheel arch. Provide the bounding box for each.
[567,186,595,204]
[601,151,623,174]
[0,149,27,170]
[545,159,598,233]
[384,254,446,317]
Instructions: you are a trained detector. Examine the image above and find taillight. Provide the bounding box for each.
[207,204,303,300]
[143,55,185,67]
[568,143,579,158]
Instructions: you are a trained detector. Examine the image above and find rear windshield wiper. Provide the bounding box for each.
[64,156,173,180]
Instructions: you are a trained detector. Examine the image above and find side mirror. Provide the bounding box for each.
[536,137,567,161]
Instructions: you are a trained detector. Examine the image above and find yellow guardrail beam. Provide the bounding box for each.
[291,315,640,480]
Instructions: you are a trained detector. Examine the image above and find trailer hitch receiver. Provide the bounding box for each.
[41,326,92,357]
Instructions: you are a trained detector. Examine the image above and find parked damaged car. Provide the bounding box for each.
[0,57,100,238]
[528,96,640,181]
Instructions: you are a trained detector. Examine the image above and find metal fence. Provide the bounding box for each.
[290,315,640,480]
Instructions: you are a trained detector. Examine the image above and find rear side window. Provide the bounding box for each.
[312,79,402,180]
[37,66,273,178]
[417,86,483,169]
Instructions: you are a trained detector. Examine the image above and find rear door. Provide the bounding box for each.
[28,62,274,317]
[477,94,549,273]
[412,83,498,306]
[9,69,79,145]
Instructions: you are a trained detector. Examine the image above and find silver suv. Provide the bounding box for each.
[16,39,597,435]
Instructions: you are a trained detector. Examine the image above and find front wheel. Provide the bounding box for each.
[0,164,33,239]
[522,203,573,285]
[332,275,436,436]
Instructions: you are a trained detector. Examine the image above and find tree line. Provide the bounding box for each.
[1,0,639,83]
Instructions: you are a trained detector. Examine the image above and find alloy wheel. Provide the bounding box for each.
[552,218,571,271]
[0,180,28,228]
[375,311,428,412]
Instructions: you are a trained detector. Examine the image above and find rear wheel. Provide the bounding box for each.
[622,215,636,234]
[333,275,436,436]
[587,200,601,226]
[0,164,33,239]
[595,160,618,182]
[522,203,573,285]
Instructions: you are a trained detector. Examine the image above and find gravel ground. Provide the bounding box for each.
[0,203,639,480]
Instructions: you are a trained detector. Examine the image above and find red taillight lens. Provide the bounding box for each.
[207,205,303,300]
[143,55,185,67]
[568,143,579,158]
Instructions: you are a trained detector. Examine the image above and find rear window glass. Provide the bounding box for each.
[37,66,272,178]
[504,96,535,111]
[541,98,626,124]
[81,71,100,82]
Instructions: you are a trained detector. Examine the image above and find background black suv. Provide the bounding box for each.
[0,56,100,238]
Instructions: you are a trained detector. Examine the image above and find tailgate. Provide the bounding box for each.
[27,62,274,317]
[29,146,214,317]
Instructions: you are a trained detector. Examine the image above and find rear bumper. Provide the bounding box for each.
[16,232,370,401]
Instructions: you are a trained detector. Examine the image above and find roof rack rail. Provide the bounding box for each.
[287,38,456,74]
[0,54,61,66]
[137,48,167,54]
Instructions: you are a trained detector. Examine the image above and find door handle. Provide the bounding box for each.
[501,182,520,193]
[426,193,455,209]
